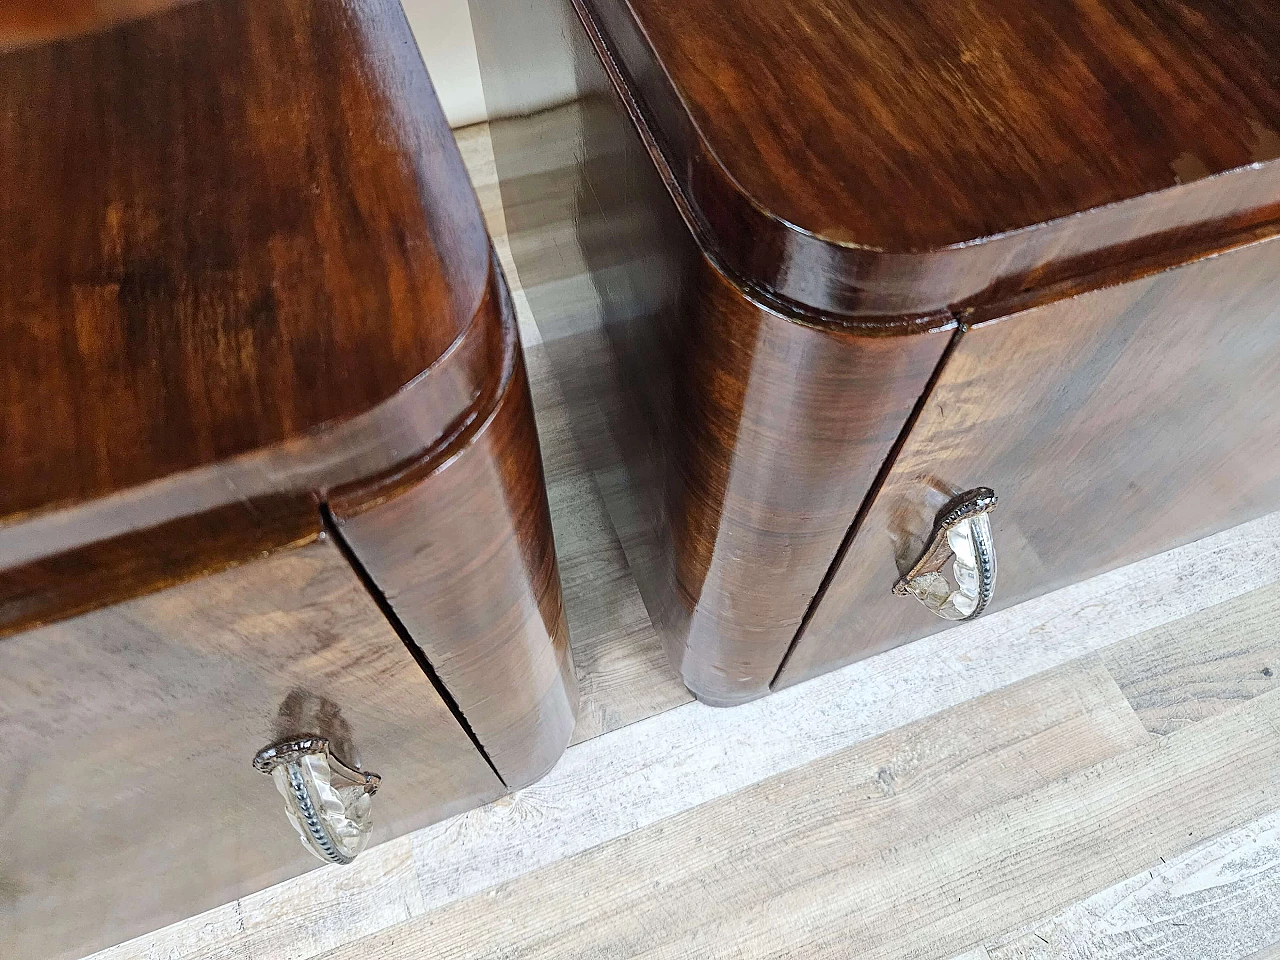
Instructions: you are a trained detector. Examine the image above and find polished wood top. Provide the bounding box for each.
[0,0,490,531]
[0,0,194,48]
[583,0,1280,315]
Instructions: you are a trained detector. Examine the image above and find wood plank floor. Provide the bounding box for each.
[87,112,1280,960]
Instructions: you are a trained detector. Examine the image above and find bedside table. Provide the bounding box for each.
[0,3,575,957]
[470,0,1280,704]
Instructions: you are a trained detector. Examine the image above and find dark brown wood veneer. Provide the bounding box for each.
[587,0,1280,317]
[470,0,1280,704]
[1,12,576,948]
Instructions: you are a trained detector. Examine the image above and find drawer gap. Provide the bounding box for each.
[320,502,509,788]
[770,322,968,688]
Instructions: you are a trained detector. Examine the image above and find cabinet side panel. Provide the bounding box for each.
[782,233,1280,687]
[330,330,576,789]
[469,0,951,705]
[0,539,503,960]
[624,260,951,705]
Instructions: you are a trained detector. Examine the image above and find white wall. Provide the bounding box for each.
[404,0,583,127]
[401,0,488,127]
[465,0,584,121]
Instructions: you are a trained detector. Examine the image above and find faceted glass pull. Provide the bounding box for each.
[253,737,381,865]
[893,488,998,622]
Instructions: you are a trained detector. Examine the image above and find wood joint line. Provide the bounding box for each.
[320,502,509,789]
[771,321,969,688]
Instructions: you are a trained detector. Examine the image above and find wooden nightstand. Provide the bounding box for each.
[0,3,575,957]
[471,0,1280,704]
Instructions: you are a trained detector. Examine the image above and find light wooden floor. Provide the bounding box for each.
[90,114,1280,960]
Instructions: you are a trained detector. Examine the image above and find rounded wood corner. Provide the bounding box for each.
[575,0,1280,321]
[326,293,578,791]
[2,0,495,566]
[0,256,516,637]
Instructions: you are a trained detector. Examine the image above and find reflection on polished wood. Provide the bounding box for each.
[1,2,575,954]
[780,232,1280,687]
[1,0,573,763]
[472,0,950,704]
[0,0,490,580]
[0,538,505,960]
[471,0,1280,702]
[580,0,1280,317]
[331,317,577,789]
[608,254,950,705]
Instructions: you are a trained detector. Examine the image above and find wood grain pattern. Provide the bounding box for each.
[392,510,1280,936]
[81,110,1280,960]
[0,494,318,639]
[331,327,577,789]
[0,256,511,621]
[982,808,1280,960]
[0,538,504,960]
[289,611,1280,960]
[474,0,1280,704]
[0,0,487,525]
[615,255,950,705]
[314,659,1155,960]
[0,0,513,625]
[0,0,195,49]
[782,232,1280,689]
[81,505,1280,960]
[471,2,953,704]
[625,693,1280,960]
[1,11,579,952]
[582,0,1280,317]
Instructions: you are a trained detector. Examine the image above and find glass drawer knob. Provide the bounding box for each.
[254,736,381,865]
[893,487,998,621]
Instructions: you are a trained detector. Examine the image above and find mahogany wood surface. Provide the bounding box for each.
[1,0,578,926]
[472,0,951,705]
[0,495,317,640]
[472,0,1280,703]
[583,0,1280,317]
[332,313,577,788]
[0,536,505,960]
[0,0,489,567]
[779,231,1280,688]
[0,263,510,631]
[608,253,951,706]
[0,0,195,49]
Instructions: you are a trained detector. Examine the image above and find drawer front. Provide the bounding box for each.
[0,538,503,960]
[780,232,1280,687]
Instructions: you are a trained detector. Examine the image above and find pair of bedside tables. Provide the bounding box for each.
[5,0,1280,956]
